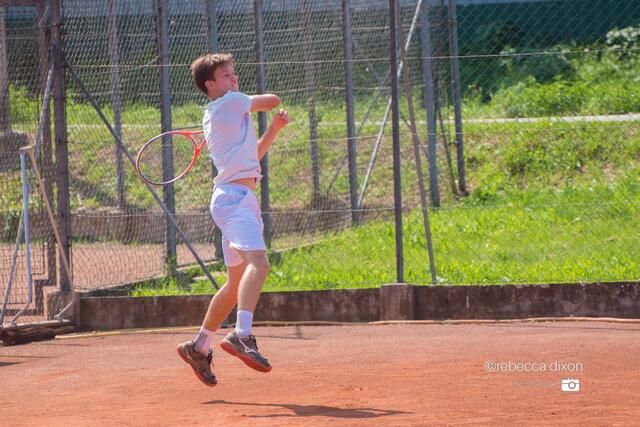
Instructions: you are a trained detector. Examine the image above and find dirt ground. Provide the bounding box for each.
[2,321,640,426]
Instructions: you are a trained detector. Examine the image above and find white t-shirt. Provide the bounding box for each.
[203,91,262,186]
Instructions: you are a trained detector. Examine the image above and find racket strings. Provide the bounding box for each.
[138,134,196,185]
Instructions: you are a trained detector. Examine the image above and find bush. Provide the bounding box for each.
[605,24,640,59]
[493,76,588,117]
[489,45,640,117]
[582,80,640,114]
[8,85,36,126]
[499,45,574,84]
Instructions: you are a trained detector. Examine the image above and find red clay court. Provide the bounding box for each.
[3,320,640,426]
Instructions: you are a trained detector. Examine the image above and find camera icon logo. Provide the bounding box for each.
[561,378,580,392]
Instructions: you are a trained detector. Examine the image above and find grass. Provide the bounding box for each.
[132,181,640,296]
[130,276,223,297]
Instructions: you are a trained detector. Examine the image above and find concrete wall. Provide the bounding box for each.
[77,282,640,331]
[79,288,379,331]
[413,282,640,320]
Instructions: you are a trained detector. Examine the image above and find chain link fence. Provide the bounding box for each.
[0,4,65,325]
[2,0,640,325]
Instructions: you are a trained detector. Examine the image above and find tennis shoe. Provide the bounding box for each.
[220,331,272,373]
[177,341,217,387]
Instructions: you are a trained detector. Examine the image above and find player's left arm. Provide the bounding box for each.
[257,109,289,160]
[250,94,281,112]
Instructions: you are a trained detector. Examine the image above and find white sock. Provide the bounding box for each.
[235,310,253,337]
[193,326,214,355]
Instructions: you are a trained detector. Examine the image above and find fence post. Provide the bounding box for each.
[0,7,9,130]
[447,0,466,194]
[50,0,72,292]
[37,0,56,286]
[303,0,320,208]
[155,0,177,274]
[107,0,125,211]
[206,0,218,53]
[205,0,223,261]
[342,0,359,225]
[389,0,404,283]
[254,0,271,247]
[420,0,440,207]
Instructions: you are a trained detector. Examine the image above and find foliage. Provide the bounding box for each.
[605,23,640,59]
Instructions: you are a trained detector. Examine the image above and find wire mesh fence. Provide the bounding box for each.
[0,5,62,326]
[2,0,640,325]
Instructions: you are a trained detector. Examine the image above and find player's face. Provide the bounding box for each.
[213,64,239,92]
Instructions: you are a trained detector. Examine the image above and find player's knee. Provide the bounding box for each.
[251,253,270,276]
[227,264,244,283]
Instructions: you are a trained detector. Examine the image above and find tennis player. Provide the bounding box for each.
[177,53,289,386]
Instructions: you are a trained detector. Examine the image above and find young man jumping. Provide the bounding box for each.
[177,53,289,387]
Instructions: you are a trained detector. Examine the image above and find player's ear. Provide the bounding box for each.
[204,79,216,92]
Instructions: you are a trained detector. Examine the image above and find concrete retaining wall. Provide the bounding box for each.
[77,282,640,331]
[413,281,640,320]
[79,288,379,331]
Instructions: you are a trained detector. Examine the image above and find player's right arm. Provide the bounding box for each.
[250,94,281,112]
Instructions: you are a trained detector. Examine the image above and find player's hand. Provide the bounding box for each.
[272,109,290,130]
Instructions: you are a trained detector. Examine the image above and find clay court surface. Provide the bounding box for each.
[2,321,640,426]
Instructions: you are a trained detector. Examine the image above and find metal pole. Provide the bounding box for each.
[420,0,440,207]
[206,0,218,53]
[205,0,223,261]
[65,59,219,290]
[1,60,55,325]
[254,0,271,247]
[357,0,422,209]
[156,0,177,274]
[389,0,403,283]
[50,0,72,292]
[0,7,9,131]
[447,0,466,194]
[107,0,125,211]
[22,145,75,321]
[10,152,34,326]
[38,0,56,286]
[342,0,359,224]
[108,2,123,192]
[396,1,437,285]
[304,0,320,208]
[0,212,22,326]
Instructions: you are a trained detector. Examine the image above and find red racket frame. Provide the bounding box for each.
[135,129,206,185]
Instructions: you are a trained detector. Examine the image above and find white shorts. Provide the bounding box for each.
[210,183,266,266]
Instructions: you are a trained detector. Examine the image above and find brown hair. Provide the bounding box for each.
[191,53,235,94]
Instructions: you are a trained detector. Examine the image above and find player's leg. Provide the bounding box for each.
[193,252,245,355]
[177,246,244,387]
[236,250,269,314]
[177,185,248,386]
[201,262,246,330]
[207,183,272,372]
[220,249,272,372]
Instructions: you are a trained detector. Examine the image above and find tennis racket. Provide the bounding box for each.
[135,129,207,185]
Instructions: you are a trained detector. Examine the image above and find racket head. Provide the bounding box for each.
[135,131,201,185]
